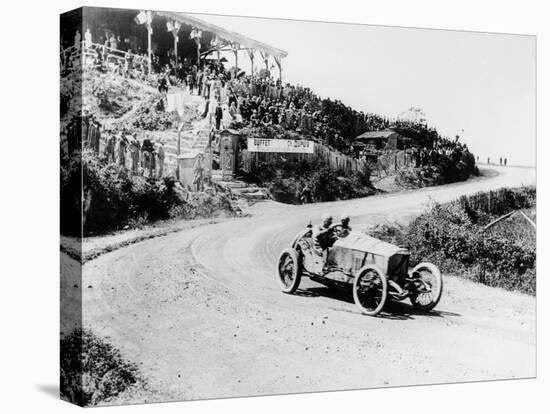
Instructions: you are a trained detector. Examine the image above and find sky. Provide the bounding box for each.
[189,12,536,166]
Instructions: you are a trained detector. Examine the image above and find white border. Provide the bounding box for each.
[1,1,546,413]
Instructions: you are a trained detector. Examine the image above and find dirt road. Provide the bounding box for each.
[73,166,536,403]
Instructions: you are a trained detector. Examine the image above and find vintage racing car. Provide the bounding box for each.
[276,224,443,316]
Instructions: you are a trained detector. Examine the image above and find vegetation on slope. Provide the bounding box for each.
[370,187,536,295]
[240,156,375,204]
[61,150,239,236]
[60,328,142,406]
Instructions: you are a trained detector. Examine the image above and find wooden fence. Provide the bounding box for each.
[375,150,418,175]
[239,142,425,177]
[313,144,369,173]
[240,143,368,174]
[457,187,536,216]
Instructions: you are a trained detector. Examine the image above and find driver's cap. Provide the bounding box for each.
[321,213,332,222]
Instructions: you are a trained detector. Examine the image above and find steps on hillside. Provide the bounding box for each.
[180,128,210,152]
[211,170,269,201]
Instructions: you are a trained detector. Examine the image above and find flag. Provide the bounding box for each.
[190,28,202,40]
[134,11,147,25]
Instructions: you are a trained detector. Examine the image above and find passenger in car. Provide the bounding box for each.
[335,214,352,238]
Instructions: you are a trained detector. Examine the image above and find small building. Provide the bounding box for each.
[353,129,412,151]
[218,129,243,179]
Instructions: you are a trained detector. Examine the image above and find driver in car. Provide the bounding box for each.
[312,213,336,256]
[312,214,353,271]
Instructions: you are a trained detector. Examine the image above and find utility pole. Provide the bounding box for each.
[274,55,282,82]
[167,20,181,64]
[190,27,202,69]
[146,11,153,74]
[248,49,255,75]
[232,43,239,78]
[135,11,154,74]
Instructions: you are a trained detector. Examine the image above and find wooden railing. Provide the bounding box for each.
[60,42,149,71]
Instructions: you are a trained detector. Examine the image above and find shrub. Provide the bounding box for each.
[370,192,536,295]
[131,99,179,131]
[60,328,141,406]
[396,150,478,189]
[60,151,238,236]
[244,156,374,204]
[89,77,135,118]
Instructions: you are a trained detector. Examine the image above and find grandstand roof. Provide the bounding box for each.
[156,11,288,59]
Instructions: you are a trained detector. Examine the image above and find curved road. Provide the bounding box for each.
[74,166,536,402]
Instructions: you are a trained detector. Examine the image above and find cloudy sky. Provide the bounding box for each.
[190,12,536,166]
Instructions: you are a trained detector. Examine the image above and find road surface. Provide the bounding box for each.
[70,166,536,403]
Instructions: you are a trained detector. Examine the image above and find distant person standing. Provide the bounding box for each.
[141,138,154,177]
[487,157,490,165]
[124,49,133,76]
[109,34,117,50]
[149,146,156,178]
[504,158,508,166]
[89,116,101,154]
[215,101,223,130]
[499,157,502,166]
[157,75,168,94]
[156,142,165,178]
[197,69,203,96]
[103,37,109,59]
[105,133,116,163]
[129,134,141,174]
[193,153,205,192]
[84,28,93,48]
[74,29,81,49]
[117,134,128,168]
[299,183,312,204]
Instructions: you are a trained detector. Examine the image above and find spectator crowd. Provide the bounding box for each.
[65,110,166,179]
[62,26,475,180]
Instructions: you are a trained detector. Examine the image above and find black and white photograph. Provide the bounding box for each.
[3,1,546,412]
[57,4,538,407]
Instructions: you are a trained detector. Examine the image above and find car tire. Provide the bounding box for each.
[277,247,302,294]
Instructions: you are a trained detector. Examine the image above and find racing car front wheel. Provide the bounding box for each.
[353,265,388,316]
[409,262,443,311]
[277,248,302,294]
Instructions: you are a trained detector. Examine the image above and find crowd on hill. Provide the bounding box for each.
[64,110,166,179]
[62,28,474,171]
[157,61,467,159]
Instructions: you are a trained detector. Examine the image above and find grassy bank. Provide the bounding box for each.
[370,186,536,295]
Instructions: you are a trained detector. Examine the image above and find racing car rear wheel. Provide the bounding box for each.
[277,248,302,294]
[409,262,443,311]
[353,265,388,316]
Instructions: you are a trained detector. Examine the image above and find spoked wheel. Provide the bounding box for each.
[276,248,302,294]
[353,265,388,316]
[409,262,443,311]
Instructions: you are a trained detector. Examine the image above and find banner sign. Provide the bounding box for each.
[247,138,315,154]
